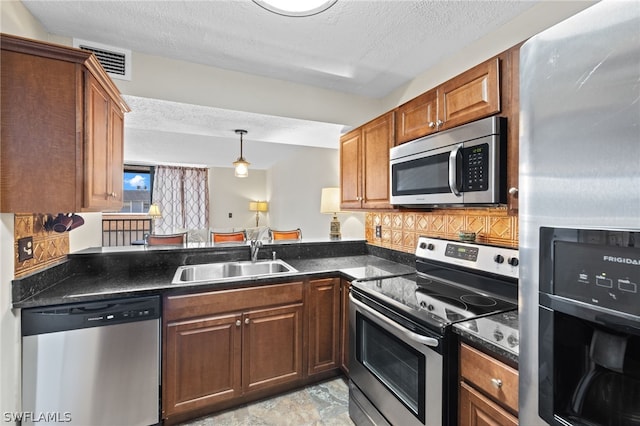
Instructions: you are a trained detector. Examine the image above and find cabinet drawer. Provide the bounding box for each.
[165,281,304,321]
[460,343,518,413]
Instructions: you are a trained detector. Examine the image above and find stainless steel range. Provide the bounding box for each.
[349,236,519,426]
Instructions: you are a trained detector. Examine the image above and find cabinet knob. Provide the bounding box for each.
[436,119,444,127]
[491,378,503,388]
[244,318,250,325]
[428,121,436,128]
[235,319,241,327]
[508,187,518,197]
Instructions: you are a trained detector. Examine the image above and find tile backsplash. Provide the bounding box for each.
[365,208,518,253]
[14,214,69,278]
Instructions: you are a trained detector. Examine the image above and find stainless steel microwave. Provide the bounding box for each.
[390,116,507,207]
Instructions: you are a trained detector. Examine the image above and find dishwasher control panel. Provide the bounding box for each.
[22,296,160,336]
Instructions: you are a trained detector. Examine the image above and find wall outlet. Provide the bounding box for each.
[18,237,34,262]
[375,225,382,238]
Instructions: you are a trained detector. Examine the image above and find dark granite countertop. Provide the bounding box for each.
[453,310,519,366]
[12,240,416,309]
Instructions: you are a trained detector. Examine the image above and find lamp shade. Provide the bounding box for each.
[249,201,269,212]
[148,204,162,218]
[320,187,341,214]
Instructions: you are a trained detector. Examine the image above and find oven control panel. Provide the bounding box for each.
[456,310,519,356]
[416,237,519,279]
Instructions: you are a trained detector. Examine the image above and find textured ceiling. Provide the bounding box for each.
[21,0,542,168]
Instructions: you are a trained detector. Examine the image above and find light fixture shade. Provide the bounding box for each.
[253,0,337,17]
[234,158,250,178]
[148,203,162,218]
[249,201,269,212]
[320,187,341,214]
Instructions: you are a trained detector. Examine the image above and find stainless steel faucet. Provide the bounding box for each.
[250,239,262,262]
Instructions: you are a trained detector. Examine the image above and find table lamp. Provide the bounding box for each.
[320,187,341,240]
[249,201,268,227]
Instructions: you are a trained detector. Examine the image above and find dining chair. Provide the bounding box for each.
[146,232,187,245]
[269,228,302,241]
[210,230,247,243]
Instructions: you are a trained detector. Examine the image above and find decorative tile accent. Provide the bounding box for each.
[365,208,517,251]
[14,214,69,278]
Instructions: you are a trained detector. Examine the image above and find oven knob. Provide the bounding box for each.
[507,334,519,348]
[508,257,519,267]
[419,242,427,249]
[493,329,504,342]
[494,254,505,264]
[421,302,435,311]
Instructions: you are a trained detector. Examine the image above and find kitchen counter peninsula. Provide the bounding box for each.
[12,239,416,309]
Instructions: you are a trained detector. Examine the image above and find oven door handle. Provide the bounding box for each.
[350,293,439,347]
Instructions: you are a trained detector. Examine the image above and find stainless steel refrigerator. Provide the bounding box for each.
[519,1,640,425]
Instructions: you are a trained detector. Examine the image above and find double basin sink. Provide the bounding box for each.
[172,259,298,285]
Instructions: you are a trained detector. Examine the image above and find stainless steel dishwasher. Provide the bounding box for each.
[21,295,160,426]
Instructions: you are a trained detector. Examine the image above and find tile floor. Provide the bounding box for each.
[179,376,354,426]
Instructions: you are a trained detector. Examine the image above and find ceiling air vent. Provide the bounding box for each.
[73,38,131,81]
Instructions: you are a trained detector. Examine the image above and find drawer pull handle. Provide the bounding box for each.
[491,378,503,388]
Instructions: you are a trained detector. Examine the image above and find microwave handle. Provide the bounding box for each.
[448,144,462,196]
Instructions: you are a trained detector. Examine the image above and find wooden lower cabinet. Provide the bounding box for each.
[307,278,340,376]
[459,343,519,425]
[243,304,304,393]
[162,282,305,422]
[165,313,242,413]
[459,382,518,426]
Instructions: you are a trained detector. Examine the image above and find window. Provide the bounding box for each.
[120,165,153,213]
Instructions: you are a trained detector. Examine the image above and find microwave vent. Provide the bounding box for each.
[73,38,131,81]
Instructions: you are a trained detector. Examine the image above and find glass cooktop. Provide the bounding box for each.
[351,272,517,332]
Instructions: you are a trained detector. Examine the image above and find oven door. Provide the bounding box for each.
[349,293,443,426]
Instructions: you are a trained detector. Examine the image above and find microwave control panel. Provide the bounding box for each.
[462,143,489,192]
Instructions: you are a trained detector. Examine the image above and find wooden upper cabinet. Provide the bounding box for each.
[394,57,501,145]
[340,112,395,210]
[395,89,439,144]
[339,129,362,209]
[439,57,500,131]
[84,73,125,211]
[0,33,128,213]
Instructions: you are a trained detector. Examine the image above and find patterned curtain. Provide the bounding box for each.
[152,166,209,234]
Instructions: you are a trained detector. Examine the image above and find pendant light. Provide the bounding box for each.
[233,129,250,178]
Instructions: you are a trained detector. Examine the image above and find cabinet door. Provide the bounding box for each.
[243,304,304,394]
[340,128,362,209]
[308,278,340,376]
[395,89,439,144]
[361,111,394,209]
[459,382,518,426]
[0,48,81,213]
[164,313,242,418]
[108,102,124,210]
[340,280,351,374]
[439,57,500,131]
[84,73,113,211]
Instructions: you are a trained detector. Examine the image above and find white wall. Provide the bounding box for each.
[209,167,268,230]
[267,147,364,239]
